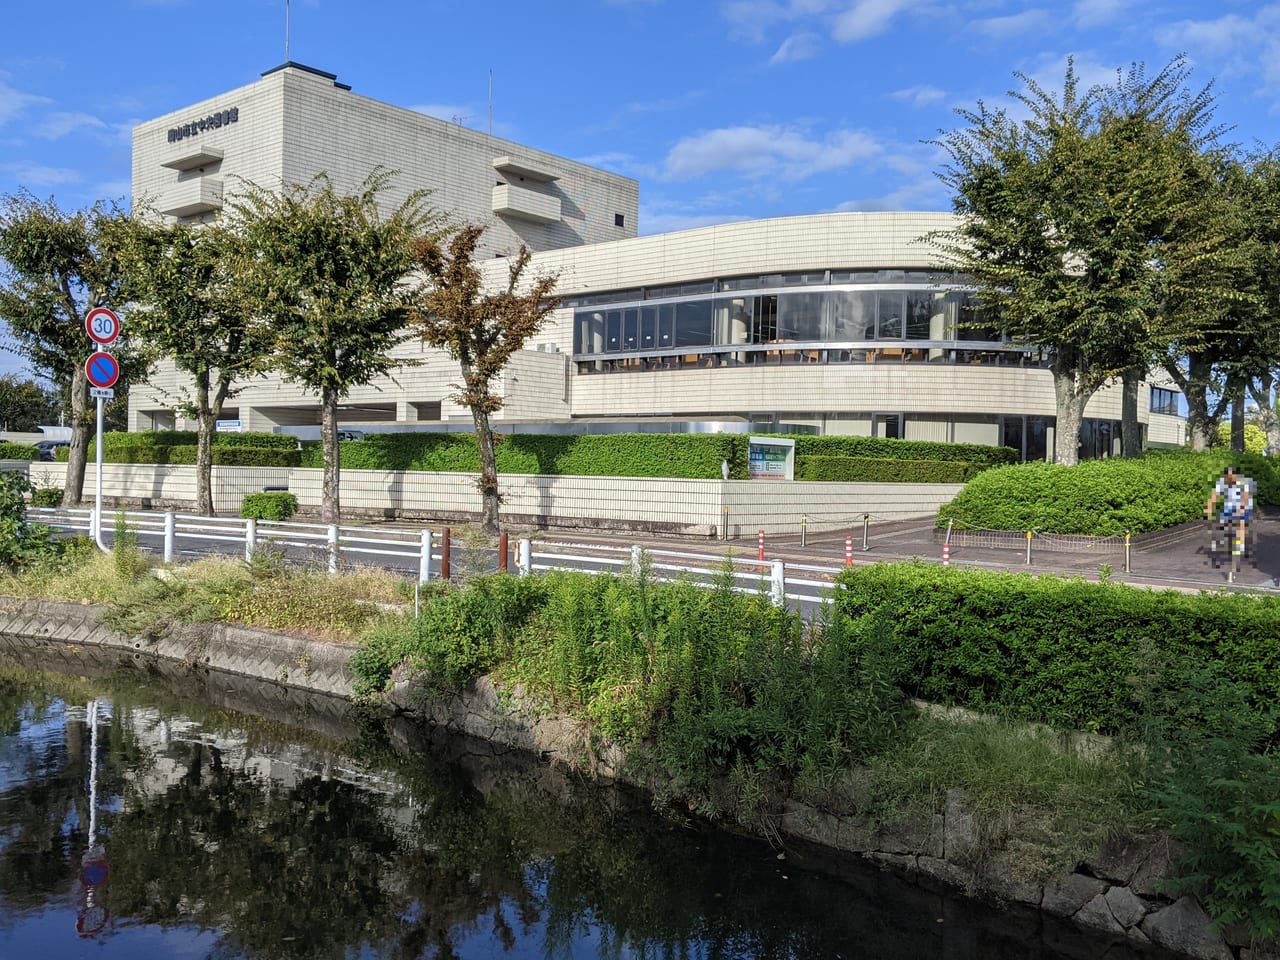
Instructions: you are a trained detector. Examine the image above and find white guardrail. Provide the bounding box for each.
[28,507,843,610]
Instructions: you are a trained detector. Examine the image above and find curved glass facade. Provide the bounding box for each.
[568,271,1042,372]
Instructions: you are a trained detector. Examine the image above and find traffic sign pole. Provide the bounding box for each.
[83,307,121,551]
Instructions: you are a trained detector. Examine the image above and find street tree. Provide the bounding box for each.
[406,224,559,533]
[931,57,1230,464]
[224,170,440,523]
[109,214,266,515]
[0,375,58,432]
[0,192,146,505]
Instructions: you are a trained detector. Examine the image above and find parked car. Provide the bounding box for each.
[34,440,69,462]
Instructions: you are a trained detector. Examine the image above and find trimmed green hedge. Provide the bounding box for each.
[833,563,1280,734]
[0,442,38,460]
[241,491,298,521]
[796,455,981,483]
[99,430,297,451]
[938,451,1280,536]
[89,442,299,467]
[298,431,1013,479]
[793,435,1017,467]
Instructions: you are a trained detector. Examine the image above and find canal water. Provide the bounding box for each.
[0,644,1180,960]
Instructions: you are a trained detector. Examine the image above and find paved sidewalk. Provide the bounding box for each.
[539,512,1280,594]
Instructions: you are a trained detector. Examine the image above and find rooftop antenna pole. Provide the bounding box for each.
[488,69,493,136]
[285,0,291,62]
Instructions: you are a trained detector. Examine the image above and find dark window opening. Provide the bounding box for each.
[614,213,625,227]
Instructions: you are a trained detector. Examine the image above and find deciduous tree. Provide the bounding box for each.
[932,57,1232,464]
[0,192,146,505]
[224,171,440,523]
[109,215,266,515]
[407,225,559,533]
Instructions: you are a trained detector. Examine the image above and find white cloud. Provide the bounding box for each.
[1156,14,1256,57]
[721,0,835,43]
[831,0,925,43]
[891,84,948,107]
[1072,0,1128,30]
[33,111,109,140]
[0,79,51,126]
[833,174,948,212]
[0,163,81,187]
[972,9,1051,41]
[769,31,823,63]
[662,124,882,181]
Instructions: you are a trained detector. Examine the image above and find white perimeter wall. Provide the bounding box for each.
[26,463,960,537]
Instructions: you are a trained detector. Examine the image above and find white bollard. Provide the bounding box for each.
[770,559,786,608]
[163,511,176,564]
[328,525,339,574]
[517,538,532,577]
[419,529,433,583]
[244,518,257,563]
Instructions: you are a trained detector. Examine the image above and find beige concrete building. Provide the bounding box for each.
[127,70,1185,461]
[131,62,639,258]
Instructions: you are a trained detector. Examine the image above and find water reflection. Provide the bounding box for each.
[0,643,1176,960]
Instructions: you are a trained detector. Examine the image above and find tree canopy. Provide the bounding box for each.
[223,170,443,523]
[407,224,559,533]
[931,56,1237,464]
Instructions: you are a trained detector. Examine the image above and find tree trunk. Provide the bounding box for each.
[320,386,340,525]
[1167,352,1219,451]
[472,404,500,533]
[1051,363,1093,466]
[1120,369,1142,457]
[1249,375,1280,457]
[1230,377,1246,453]
[194,374,215,516]
[61,365,91,506]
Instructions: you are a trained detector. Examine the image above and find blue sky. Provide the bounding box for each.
[2,0,1280,378]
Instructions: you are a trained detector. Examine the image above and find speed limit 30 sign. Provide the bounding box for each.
[85,307,120,346]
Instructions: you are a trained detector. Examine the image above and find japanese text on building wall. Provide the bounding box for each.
[168,107,239,143]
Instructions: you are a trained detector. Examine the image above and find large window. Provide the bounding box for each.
[1150,387,1182,416]
[571,278,1012,355]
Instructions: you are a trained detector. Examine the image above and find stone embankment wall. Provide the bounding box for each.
[0,595,1270,960]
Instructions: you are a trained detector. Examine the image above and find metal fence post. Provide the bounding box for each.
[801,514,807,547]
[770,559,786,608]
[498,532,509,573]
[722,506,729,541]
[517,538,531,577]
[163,511,175,564]
[328,525,339,574]
[244,518,257,563]
[1124,530,1131,574]
[1025,529,1033,566]
[441,527,451,580]
[862,513,870,551]
[418,529,433,583]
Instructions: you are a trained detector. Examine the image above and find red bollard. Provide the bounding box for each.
[758,529,765,563]
[845,536,853,568]
[942,541,951,567]
[441,527,451,581]
[498,531,508,572]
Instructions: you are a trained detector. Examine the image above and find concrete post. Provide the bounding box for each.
[328,525,339,574]
[770,559,786,608]
[163,511,175,564]
[419,529,433,583]
[245,518,257,563]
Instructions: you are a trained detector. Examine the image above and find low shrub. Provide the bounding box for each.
[938,450,1280,535]
[30,487,62,507]
[0,441,38,460]
[796,455,981,483]
[240,492,298,521]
